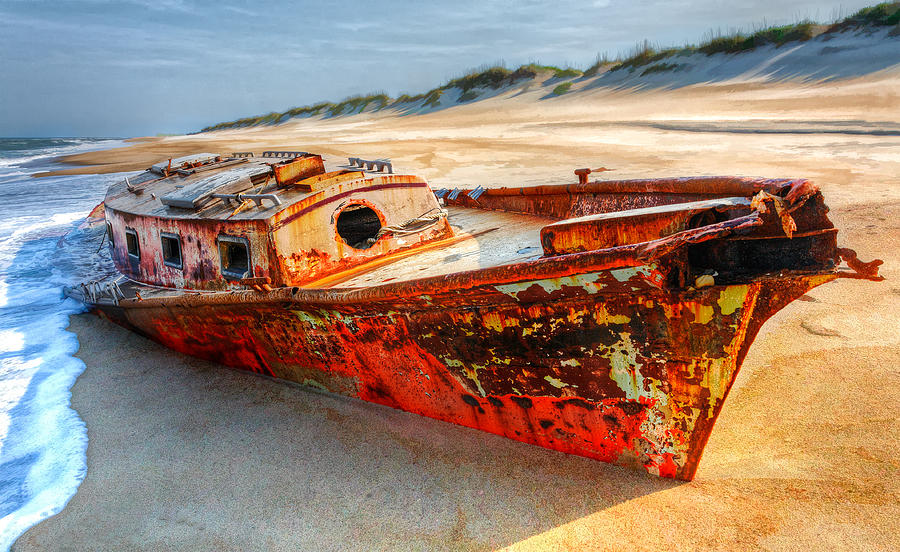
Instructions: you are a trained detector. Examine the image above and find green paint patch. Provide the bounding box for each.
[604,332,643,400]
[445,358,486,396]
[496,272,605,299]
[610,265,656,283]
[290,309,324,327]
[544,375,569,388]
[717,285,749,315]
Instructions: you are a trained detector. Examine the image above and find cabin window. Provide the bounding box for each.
[106,222,115,248]
[217,235,251,279]
[125,228,140,259]
[161,232,182,270]
[336,205,382,249]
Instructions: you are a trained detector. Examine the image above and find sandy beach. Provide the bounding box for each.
[14,70,900,550]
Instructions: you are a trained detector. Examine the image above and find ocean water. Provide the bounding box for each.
[0,138,126,550]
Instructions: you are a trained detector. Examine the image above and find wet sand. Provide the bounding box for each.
[15,74,900,550]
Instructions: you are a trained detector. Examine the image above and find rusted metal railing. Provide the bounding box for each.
[347,157,393,173]
[211,193,283,208]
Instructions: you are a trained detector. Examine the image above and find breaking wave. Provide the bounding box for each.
[0,138,124,550]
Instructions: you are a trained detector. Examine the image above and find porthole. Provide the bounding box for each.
[217,235,251,279]
[161,232,182,270]
[336,205,382,249]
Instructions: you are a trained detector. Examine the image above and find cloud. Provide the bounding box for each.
[121,0,197,13]
[0,0,883,136]
[221,4,260,17]
[334,21,382,32]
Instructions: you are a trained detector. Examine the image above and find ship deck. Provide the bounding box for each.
[316,206,555,289]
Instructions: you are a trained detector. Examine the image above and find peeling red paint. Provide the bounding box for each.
[102,271,833,480]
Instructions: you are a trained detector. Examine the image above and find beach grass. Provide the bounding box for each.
[583,54,616,77]
[640,62,683,76]
[830,2,900,30]
[327,94,391,117]
[517,64,583,79]
[444,66,515,92]
[552,82,573,95]
[696,22,819,55]
[607,2,898,73]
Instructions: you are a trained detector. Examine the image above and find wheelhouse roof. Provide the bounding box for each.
[103,156,386,222]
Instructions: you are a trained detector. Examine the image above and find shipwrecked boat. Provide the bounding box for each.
[68,151,882,480]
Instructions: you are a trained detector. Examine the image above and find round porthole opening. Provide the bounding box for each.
[336,205,382,249]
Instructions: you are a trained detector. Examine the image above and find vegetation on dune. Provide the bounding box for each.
[440,63,581,92]
[422,88,443,108]
[327,94,390,116]
[515,64,583,79]
[287,102,332,117]
[392,92,426,104]
[640,62,683,76]
[552,82,573,95]
[552,67,583,79]
[201,112,286,131]
[609,21,820,74]
[200,3,899,132]
[444,66,515,92]
[829,2,900,31]
[583,54,616,77]
[697,22,819,55]
[200,62,579,130]
[609,2,898,73]
[609,43,690,72]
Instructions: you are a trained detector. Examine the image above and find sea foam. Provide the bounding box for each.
[0,138,124,550]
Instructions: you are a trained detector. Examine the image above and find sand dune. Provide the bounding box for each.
[16,36,900,551]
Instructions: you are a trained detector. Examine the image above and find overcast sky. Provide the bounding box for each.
[0,0,878,137]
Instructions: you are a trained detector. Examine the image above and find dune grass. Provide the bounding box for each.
[200,63,576,130]
[444,66,515,92]
[830,2,900,30]
[608,20,820,73]
[696,22,819,55]
[200,2,898,132]
[583,54,617,78]
[608,2,898,73]
[640,62,683,76]
[327,94,390,116]
[422,88,443,108]
[609,42,689,73]
[515,64,583,79]
[552,82,573,95]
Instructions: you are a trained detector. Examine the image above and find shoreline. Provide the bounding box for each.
[32,137,163,178]
[13,72,900,550]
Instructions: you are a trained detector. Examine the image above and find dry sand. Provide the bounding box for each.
[15,72,900,550]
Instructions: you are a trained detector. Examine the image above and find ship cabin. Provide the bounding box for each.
[103,152,453,291]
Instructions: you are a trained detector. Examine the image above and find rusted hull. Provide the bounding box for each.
[92,267,835,480]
